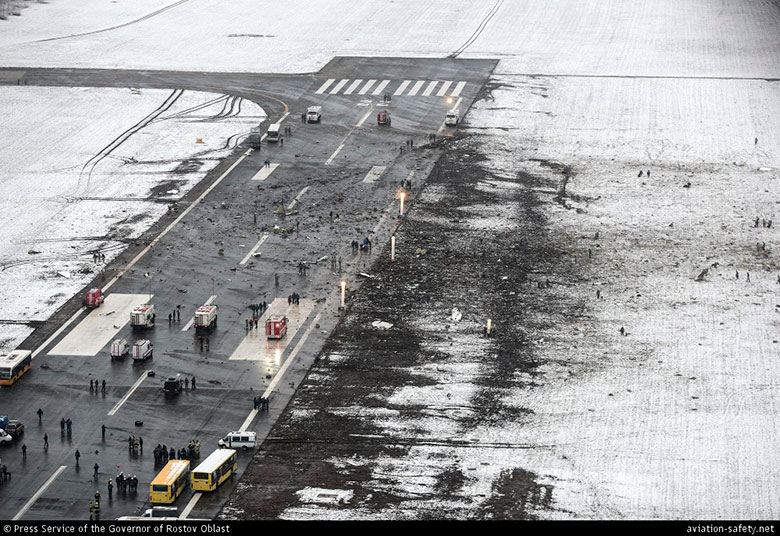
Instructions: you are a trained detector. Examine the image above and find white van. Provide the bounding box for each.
[132,340,153,360]
[445,108,460,126]
[266,123,281,142]
[110,338,130,359]
[218,431,257,450]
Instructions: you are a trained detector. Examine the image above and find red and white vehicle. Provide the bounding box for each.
[377,110,391,126]
[132,340,153,360]
[110,338,131,359]
[265,315,288,339]
[131,304,156,330]
[194,305,218,332]
[83,288,104,308]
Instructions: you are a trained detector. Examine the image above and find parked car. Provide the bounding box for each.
[4,420,23,438]
[0,430,12,445]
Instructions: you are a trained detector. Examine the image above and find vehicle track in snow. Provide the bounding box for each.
[448,0,503,58]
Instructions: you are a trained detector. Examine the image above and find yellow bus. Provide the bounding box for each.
[191,449,237,492]
[150,459,190,504]
[0,350,32,386]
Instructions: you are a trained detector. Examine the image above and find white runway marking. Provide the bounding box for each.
[287,186,309,211]
[13,465,67,520]
[422,81,438,96]
[344,79,363,95]
[407,80,425,96]
[329,79,349,94]
[108,370,149,416]
[182,294,216,332]
[250,163,278,182]
[315,79,335,94]
[358,80,376,95]
[436,81,453,97]
[240,234,269,266]
[451,81,466,97]
[372,80,390,95]
[48,293,151,356]
[239,310,322,432]
[325,107,373,165]
[393,80,411,96]
[325,143,345,165]
[229,298,315,361]
[32,306,85,358]
[180,492,202,519]
[362,165,386,184]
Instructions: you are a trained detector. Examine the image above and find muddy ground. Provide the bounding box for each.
[221,117,589,519]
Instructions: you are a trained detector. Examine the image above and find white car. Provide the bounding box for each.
[0,430,13,444]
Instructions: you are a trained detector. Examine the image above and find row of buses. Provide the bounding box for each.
[150,448,238,504]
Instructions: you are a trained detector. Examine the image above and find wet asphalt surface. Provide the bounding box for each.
[0,57,496,520]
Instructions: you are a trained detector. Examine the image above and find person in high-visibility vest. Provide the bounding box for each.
[93,500,100,521]
[88,502,94,521]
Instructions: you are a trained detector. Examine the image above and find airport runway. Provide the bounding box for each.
[0,56,496,520]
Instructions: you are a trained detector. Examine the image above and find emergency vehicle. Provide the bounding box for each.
[131,304,156,330]
[306,106,322,123]
[194,305,218,332]
[265,315,288,339]
[132,340,153,361]
[110,339,131,359]
[377,110,391,126]
[83,288,104,308]
[445,108,460,126]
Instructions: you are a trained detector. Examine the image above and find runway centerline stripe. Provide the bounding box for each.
[407,80,425,96]
[108,371,150,416]
[393,80,411,96]
[372,80,390,95]
[287,186,310,211]
[181,294,217,331]
[180,492,202,519]
[329,79,349,94]
[436,81,453,96]
[239,311,322,431]
[325,106,374,165]
[344,79,363,95]
[13,465,68,520]
[250,163,278,182]
[358,80,376,95]
[451,81,466,97]
[240,234,269,266]
[422,81,438,96]
[315,79,335,94]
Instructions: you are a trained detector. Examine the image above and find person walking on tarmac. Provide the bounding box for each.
[107,479,113,499]
[93,463,99,479]
[74,449,80,466]
[43,433,48,450]
[191,377,196,390]
[88,502,94,521]
[60,418,65,433]
[93,498,100,521]
[37,408,43,423]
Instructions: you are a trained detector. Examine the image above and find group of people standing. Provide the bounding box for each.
[253,396,269,412]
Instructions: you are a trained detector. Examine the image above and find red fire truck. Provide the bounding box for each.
[265,315,288,339]
[377,110,391,126]
[83,288,104,308]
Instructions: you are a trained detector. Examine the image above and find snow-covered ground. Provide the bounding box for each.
[0,86,264,351]
[0,0,777,77]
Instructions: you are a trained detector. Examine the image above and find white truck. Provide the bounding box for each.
[194,304,218,332]
[110,338,131,359]
[132,340,153,361]
[248,127,263,149]
[445,108,460,126]
[130,304,155,330]
[306,106,322,123]
[266,123,281,142]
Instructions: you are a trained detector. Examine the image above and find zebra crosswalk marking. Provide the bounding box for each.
[359,80,376,95]
[436,81,453,96]
[393,80,411,96]
[344,79,363,95]
[422,81,438,96]
[407,80,425,96]
[329,79,349,94]
[450,81,466,97]
[372,80,390,95]
[315,79,335,94]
